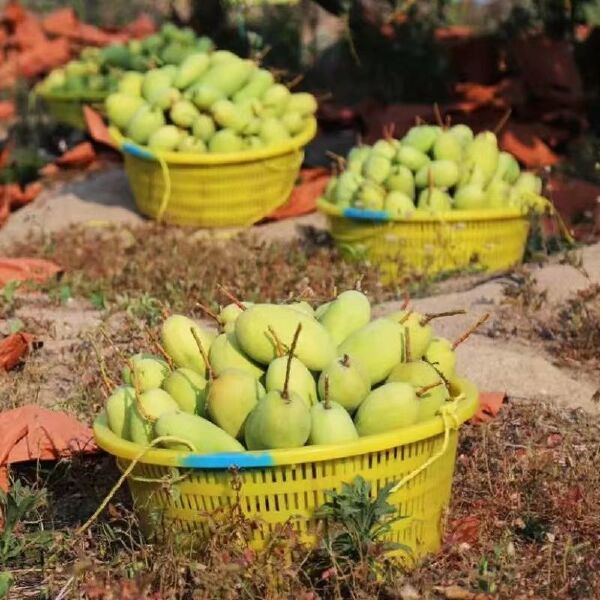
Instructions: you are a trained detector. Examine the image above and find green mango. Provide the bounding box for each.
[100,44,131,69]
[209,333,264,379]
[201,59,256,97]
[449,123,474,147]
[513,172,542,195]
[142,69,172,103]
[150,87,181,110]
[126,105,166,145]
[387,310,431,359]
[309,401,358,445]
[281,111,305,135]
[418,188,452,212]
[288,301,314,317]
[317,354,370,413]
[385,191,416,218]
[161,42,190,65]
[234,304,336,370]
[105,385,135,439]
[191,84,225,110]
[155,412,245,453]
[218,302,253,334]
[191,114,216,141]
[385,164,415,199]
[170,99,201,128]
[196,36,214,53]
[454,183,487,210]
[318,290,371,345]
[105,93,145,130]
[353,180,385,210]
[386,360,449,421]
[211,99,251,132]
[243,408,265,450]
[286,92,317,116]
[362,153,391,184]
[233,69,274,103]
[424,337,456,380]
[173,52,210,89]
[491,151,519,184]
[464,132,499,185]
[242,116,262,136]
[162,368,207,415]
[210,50,239,65]
[148,125,183,152]
[117,72,144,96]
[371,139,396,160]
[177,135,207,153]
[396,145,430,172]
[261,84,291,117]
[415,160,460,189]
[122,353,170,391]
[246,136,264,150]
[503,154,520,184]
[259,117,290,145]
[160,314,216,375]
[246,389,311,449]
[265,356,317,407]
[354,382,419,436]
[206,368,265,439]
[338,319,404,385]
[485,179,511,209]
[208,129,244,153]
[314,301,332,319]
[129,389,179,445]
[433,130,463,162]
[334,171,362,206]
[402,125,440,153]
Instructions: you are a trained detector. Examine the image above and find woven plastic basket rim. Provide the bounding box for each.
[111,117,317,165]
[93,377,478,469]
[317,197,529,223]
[36,89,109,102]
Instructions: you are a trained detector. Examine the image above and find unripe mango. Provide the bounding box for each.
[385,164,415,199]
[513,172,542,195]
[126,105,166,145]
[338,318,404,385]
[235,304,336,370]
[396,145,430,172]
[433,130,463,162]
[155,412,244,453]
[454,183,487,210]
[362,153,392,184]
[209,332,264,379]
[449,123,474,147]
[418,188,452,212]
[208,129,244,153]
[386,310,431,359]
[309,401,358,445]
[118,72,144,96]
[201,59,255,97]
[385,191,415,218]
[148,125,183,152]
[286,92,317,116]
[173,52,210,89]
[105,93,145,130]
[318,290,371,345]
[211,99,250,132]
[160,314,216,375]
[122,353,170,391]
[424,337,456,380]
[486,179,510,209]
[281,110,305,135]
[106,385,135,439]
[259,117,290,145]
[354,382,419,436]
[206,368,265,439]
[191,114,216,141]
[415,160,460,189]
[354,180,385,211]
[233,69,274,103]
[265,356,317,407]
[218,302,253,334]
[371,139,396,160]
[334,171,362,206]
[129,389,179,445]
[191,84,225,110]
[170,99,201,128]
[318,354,370,413]
[402,125,440,153]
[142,69,172,104]
[162,368,207,415]
[262,84,291,116]
[177,135,207,153]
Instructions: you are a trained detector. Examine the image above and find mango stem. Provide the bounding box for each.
[216,284,246,311]
[130,360,155,422]
[267,326,288,357]
[145,325,174,369]
[423,356,451,390]
[433,102,444,128]
[195,302,220,324]
[420,309,466,327]
[404,327,412,363]
[452,313,490,350]
[341,353,350,368]
[323,374,331,409]
[416,380,443,397]
[282,324,302,402]
[400,291,411,310]
[190,327,214,380]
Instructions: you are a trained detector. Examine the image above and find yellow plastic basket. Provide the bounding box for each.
[93,377,479,563]
[317,198,531,282]
[110,118,317,228]
[37,89,107,129]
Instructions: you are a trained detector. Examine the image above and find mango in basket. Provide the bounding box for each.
[262,83,291,117]
[265,355,317,408]
[387,361,449,421]
[217,302,253,334]
[354,180,386,210]
[191,114,216,142]
[513,172,542,195]
[354,382,419,436]
[384,191,416,218]
[464,132,499,185]
[170,99,201,128]
[402,124,440,153]
[211,99,251,132]
[415,160,460,189]
[173,52,211,89]
[142,69,173,103]
[148,125,184,152]
[346,145,371,174]
[318,354,370,413]
[105,93,145,130]
[155,412,244,452]
[454,183,487,210]
[209,332,264,379]
[492,151,520,184]
[449,123,474,147]
[372,139,397,160]
[338,319,404,385]
[106,385,136,439]
[208,128,244,153]
[485,180,511,209]
[318,290,371,345]
[385,164,415,199]
[309,395,358,445]
[126,105,166,145]
[259,117,291,145]
[281,111,305,135]
[433,130,463,162]
[418,188,452,212]
[118,72,144,96]
[130,389,179,445]
[396,145,430,172]
[286,92,318,117]
[162,368,208,415]
[206,368,265,439]
[233,69,274,103]
[235,304,336,370]
[122,353,170,392]
[362,153,392,184]
[161,314,215,374]
[424,338,456,380]
[334,171,363,206]
[201,59,255,97]
[177,135,207,153]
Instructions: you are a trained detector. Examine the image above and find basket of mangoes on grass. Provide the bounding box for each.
[317,123,552,280]
[93,289,482,559]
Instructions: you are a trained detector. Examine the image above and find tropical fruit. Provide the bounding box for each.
[317,354,370,413]
[161,315,215,375]
[265,356,317,407]
[317,290,371,345]
[106,385,135,439]
[122,353,170,392]
[162,368,208,415]
[209,333,264,379]
[129,389,179,445]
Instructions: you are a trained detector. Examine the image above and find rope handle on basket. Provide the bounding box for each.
[76,435,196,536]
[389,396,463,494]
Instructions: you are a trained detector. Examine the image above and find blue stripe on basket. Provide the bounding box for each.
[343,207,389,221]
[122,142,155,161]
[180,452,275,469]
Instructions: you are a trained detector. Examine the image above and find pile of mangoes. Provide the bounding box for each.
[104,48,318,154]
[321,124,548,216]
[105,291,477,453]
[36,23,214,97]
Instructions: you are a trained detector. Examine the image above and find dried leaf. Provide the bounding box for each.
[0,332,34,371]
[471,392,506,424]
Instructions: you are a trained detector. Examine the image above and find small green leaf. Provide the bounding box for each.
[90,290,107,310]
